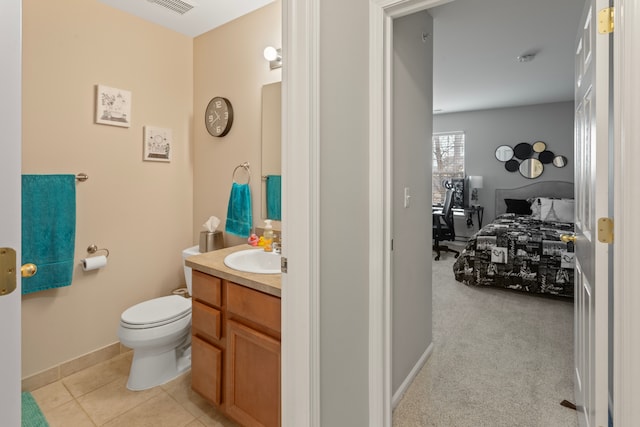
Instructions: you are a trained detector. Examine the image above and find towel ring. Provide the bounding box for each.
[232,162,251,185]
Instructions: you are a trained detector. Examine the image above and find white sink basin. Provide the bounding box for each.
[224,249,281,274]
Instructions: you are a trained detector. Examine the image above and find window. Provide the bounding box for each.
[432,131,465,205]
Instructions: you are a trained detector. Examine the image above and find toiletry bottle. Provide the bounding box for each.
[263,220,274,252]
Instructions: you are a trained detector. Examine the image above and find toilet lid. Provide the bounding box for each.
[121,295,191,326]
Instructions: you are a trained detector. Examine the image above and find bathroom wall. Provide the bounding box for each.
[193,1,282,247]
[433,101,575,222]
[21,0,194,378]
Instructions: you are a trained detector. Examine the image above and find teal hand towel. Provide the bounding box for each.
[266,175,281,221]
[225,182,252,238]
[22,174,76,295]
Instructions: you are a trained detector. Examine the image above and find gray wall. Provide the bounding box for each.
[392,11,434,395]
[433,101,575,222]
[319,0,370,424]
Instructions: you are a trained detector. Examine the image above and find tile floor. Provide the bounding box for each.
[31,352,239,427]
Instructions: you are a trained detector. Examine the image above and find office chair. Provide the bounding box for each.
[433,189,460,261]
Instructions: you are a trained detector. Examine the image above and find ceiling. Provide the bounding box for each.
[97,0,274,38]
[430,0,585,114]
[98,0,585,114]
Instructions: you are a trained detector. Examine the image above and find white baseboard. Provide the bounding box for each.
[391,342,434,408]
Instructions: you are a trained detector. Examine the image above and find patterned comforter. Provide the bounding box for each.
[452,214,575,298]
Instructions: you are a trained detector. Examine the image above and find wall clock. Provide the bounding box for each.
[205,96,234,137]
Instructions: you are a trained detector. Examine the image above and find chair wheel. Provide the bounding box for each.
[454,254,459,258]
[435,255,440,261]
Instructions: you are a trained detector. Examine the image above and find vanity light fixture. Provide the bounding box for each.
[263,46,282,70]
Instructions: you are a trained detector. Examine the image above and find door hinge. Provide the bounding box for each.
[0,248,17,296]
[281,256,288,273]
[598,7,614,34]
[597,217,614,244]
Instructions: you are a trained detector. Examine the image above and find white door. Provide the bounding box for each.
[573,1,611,426]
[0,0,22,424]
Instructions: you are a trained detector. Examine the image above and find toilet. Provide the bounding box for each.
[118,245,201,391]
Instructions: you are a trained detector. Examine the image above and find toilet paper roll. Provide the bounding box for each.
[81,255,107,271]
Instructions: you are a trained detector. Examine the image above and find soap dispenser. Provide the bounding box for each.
[263,220,274,252]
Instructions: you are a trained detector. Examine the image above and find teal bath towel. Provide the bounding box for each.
[266,175,281,221]
[22,174,76,295]
[225,182,253,238]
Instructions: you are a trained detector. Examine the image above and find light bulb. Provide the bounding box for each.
[263,46,279,61]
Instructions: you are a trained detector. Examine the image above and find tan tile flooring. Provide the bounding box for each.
[31,352,239,427]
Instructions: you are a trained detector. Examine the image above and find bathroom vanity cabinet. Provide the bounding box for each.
[190,264,281,427]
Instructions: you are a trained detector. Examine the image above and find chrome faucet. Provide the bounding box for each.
[272,237,281,254]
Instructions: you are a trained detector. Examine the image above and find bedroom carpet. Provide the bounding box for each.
[392,248,578,427]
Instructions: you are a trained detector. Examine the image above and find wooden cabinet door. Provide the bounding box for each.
[191,335,222,406]
[226,320,281,427]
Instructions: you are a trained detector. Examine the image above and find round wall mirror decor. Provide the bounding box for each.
[495,140,567,178]
[538,150,555,164]
[495,145,514,161]
[513,142,533,160]
[519,158,544,179]
[532,141,547,152]
[505,159,520,172]
[553,155,568,167]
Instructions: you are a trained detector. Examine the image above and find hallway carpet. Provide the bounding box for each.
[392,249,578,427]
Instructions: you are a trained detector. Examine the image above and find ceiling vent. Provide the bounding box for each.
[147,0,197,15]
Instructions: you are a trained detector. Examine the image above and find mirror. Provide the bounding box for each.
[532,141,546,152]
[519,158,543,179]
[553,155,568,167]
[513,142,533,160]
[505,159,519,172]
[261,82,282,220]
[539,150,555,164]
[495,145,514,161]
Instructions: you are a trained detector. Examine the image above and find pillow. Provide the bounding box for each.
[541,198,575,223]
[529,197,543,220]
[504,198,532,215]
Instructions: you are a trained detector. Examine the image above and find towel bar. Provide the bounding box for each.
[76,173,88,182]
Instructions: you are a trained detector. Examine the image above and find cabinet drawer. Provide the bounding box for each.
[191,336,222,406]
[192,270,222,307]
[192,300,222,341]
[226,282,281,334]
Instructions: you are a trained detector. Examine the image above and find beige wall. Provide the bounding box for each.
[193,1,282,247]
[21,0,194,377]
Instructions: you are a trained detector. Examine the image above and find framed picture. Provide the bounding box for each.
[143,126,172,162]
[95,84,131,127]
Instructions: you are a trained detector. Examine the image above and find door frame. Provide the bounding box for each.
[368,0,451,425]
[612,0,640,424]
[0,0,22,424]
[367,0,635,426]
[281,0,321,425]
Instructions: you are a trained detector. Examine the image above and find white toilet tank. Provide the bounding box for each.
[182,245,201,295]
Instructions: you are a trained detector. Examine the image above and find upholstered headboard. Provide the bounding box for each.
[495,181,574,216]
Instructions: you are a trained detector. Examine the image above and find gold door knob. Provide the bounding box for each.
[560,234,576,243]
[21,263,37,278]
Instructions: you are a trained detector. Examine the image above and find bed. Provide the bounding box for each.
[452,181,575,298]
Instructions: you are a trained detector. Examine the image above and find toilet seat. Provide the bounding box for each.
[121,295,191,329]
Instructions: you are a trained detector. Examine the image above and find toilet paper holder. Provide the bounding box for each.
[87,244,110,258]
